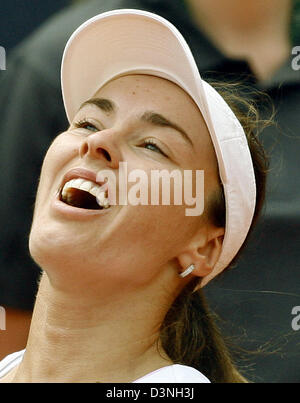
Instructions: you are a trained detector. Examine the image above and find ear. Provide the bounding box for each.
[177,227,224,279]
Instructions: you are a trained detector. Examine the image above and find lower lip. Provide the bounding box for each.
[52,193,111,221]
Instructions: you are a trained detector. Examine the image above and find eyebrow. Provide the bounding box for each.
[140,111,193,147]
[79,97,116,113]
[79,98,193,147]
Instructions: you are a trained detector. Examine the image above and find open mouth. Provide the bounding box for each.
[60,178,110,210]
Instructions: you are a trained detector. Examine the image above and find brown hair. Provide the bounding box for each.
[160,81,271,383]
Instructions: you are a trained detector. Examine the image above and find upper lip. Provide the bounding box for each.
[59,167,107,192]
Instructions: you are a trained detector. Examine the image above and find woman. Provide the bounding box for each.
[0,10,268,383]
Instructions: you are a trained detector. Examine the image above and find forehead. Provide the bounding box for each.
[92,74,210,147]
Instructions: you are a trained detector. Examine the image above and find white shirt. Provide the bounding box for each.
[0,349,210,383]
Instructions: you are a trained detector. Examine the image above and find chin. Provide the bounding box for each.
[29,221,77,272]
[28,220,104,293]
[29,230,82,294]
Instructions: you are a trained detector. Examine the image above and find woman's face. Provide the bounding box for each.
[29,74,220,295]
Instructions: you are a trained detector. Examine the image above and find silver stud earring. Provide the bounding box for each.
[179,264,195,278]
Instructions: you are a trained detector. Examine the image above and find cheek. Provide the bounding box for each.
[44,133,79,177]
[35,134,78,205]
[100,166,201,277]
[30,134,79,256]
[100,204,198,278]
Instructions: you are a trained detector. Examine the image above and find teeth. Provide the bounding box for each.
[96,191,110,209]
[79,181,92,192]
[61,178,110,208]
[73,178,84,188]
[89,186,99,197]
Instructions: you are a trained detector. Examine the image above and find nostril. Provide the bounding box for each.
[97,148,111,162]
[80,143,89,157]
[80,141,112,162]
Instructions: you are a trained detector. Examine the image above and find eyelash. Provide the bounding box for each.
[73,119,99,132]
[73,118,167,157]
[142,139,166,156]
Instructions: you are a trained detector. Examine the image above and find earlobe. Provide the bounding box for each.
[176,230,224,279]
[177,251,212,279]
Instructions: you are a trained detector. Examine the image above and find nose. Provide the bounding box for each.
[79,129,121,169]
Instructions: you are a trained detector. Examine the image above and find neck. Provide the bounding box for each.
[12,273,173,383]
[186,0,292,80]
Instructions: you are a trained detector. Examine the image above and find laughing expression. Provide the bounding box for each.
[29,74,219,295]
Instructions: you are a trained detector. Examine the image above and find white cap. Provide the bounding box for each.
[61,9,256,287]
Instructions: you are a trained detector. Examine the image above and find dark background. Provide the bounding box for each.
[0,0,69,54]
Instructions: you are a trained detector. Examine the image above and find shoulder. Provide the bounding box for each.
[133,364,210,383]
[0,350,25,380]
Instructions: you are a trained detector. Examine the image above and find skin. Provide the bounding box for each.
[0,308,31,361]
[1,74,224,383]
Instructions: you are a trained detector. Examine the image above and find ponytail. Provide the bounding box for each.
[160,278,247,383]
